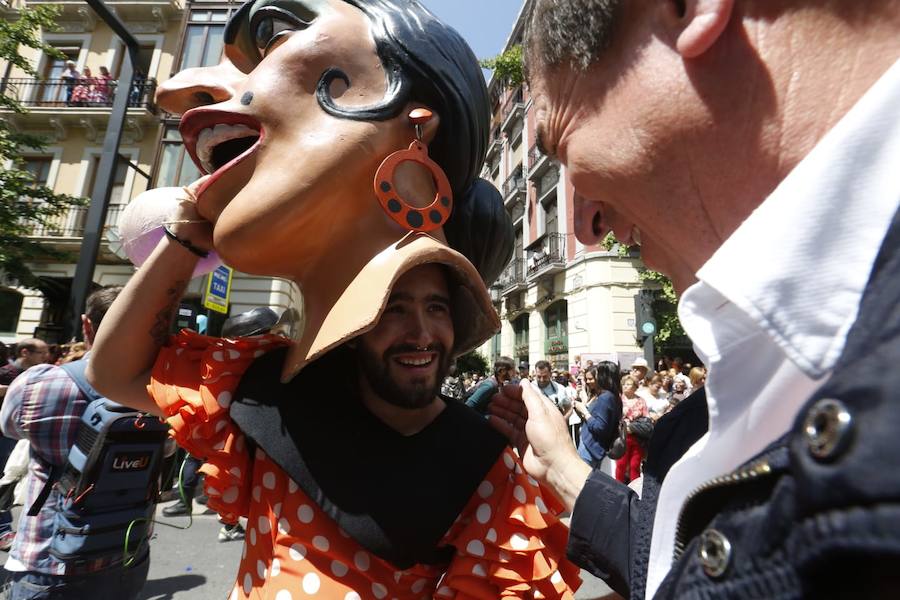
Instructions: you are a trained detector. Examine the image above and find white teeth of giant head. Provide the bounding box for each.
[196,123,259,173]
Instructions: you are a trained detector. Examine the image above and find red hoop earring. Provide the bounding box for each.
[374,108,452,233]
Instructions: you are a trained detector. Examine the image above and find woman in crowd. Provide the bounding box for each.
[70,67,96,105]
[616,374,648,484]
[638,373,669,418]
[573,362,623,469]
[94,66,114,104]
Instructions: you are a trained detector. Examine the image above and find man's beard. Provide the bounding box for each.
[357,343,452,409]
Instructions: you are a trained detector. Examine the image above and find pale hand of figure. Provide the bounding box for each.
[488,383,591,512]
[88,178,213,417]
[167,177,214,251]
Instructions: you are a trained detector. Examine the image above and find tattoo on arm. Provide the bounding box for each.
[150,280,187,346]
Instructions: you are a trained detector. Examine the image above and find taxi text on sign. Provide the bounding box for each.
[204,265,233,314]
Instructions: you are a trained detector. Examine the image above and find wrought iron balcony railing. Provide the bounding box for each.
[503,165,526,200]
[527,232,567,278]
[502,87,524,119]
[509,198,525,223]
[536,166,560,200]
[496,258,526,294]
[26,204,126,238]
[1,77,157,111]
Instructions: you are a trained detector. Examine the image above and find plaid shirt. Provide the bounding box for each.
[0,362,116,575]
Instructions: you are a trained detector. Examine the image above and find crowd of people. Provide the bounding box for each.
[60,61,115,106]
[445,354,707,485]
[2,0,897,596]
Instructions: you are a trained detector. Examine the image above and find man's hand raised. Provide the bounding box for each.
[488,383,591,512]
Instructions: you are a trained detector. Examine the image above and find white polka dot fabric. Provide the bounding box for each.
[150,331,582,598]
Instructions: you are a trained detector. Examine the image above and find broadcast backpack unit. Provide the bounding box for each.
[28,359,170,565]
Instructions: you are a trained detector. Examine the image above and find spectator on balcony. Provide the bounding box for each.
[93,66,114,105]
[528,247,546,272]
[129,70,147,106]
[70,67,96,106]
[61,61,79,106]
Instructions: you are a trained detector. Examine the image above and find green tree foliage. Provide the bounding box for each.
[601,232,689,352]
[0,6,86,288]
[456,350,489,377]
[480,45,524,88]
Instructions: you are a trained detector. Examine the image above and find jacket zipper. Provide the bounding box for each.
[672,452,776,562]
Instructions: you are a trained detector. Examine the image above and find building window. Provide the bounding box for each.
[544,301,568,358]
[156,125,202,188]
[0,289,24,332]
[513,313,530,361]
[543,194,558,236]
[111,43,156,78]
[23,157,52,188]
[39,46,80,105]
[180,8,231,70]
[84,155,129,204]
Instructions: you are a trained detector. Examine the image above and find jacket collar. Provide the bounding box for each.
[682,59,900,379]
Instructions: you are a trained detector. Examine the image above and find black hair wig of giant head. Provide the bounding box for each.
[224,0,513,286]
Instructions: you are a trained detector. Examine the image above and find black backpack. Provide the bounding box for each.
[29,359,169,566]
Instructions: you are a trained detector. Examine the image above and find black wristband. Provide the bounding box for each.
[162,225,209,258]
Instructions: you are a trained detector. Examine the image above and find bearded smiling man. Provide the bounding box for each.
[352,264,459,430]
[355,269,455,416]
[489,0,900,599]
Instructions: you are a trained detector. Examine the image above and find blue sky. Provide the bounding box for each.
[420,0,524,65]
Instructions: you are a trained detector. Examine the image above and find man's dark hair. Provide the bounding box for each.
[493,356,515,378]
[535,359,551,372]
[525,0,622,77]
[85,285,123,331]
[0,342,7,364]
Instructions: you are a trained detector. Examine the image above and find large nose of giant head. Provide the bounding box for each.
[156,57,246,115]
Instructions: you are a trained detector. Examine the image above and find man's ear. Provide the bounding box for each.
[81,314,95,346]
[675,0,734,59]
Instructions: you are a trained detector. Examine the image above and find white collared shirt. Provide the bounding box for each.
[645,58,900,598]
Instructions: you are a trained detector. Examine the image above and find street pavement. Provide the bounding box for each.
[3,502,614,599]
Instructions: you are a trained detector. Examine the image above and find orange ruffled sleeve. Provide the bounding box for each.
[148,330,289,522]
[440,447,582,599]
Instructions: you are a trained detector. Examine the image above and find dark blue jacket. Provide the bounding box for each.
[464,377,498,415]
[577,390,621,465]
[569,209,900,599]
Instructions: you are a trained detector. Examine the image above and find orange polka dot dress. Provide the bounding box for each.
[150,331,581,599]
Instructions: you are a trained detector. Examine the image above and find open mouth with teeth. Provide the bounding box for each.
[394,355,435,368]
[197,124,260,174]
[179,108,264,181]
[390,350,440,375]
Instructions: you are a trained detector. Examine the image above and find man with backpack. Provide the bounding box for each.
[0,285,166,599]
